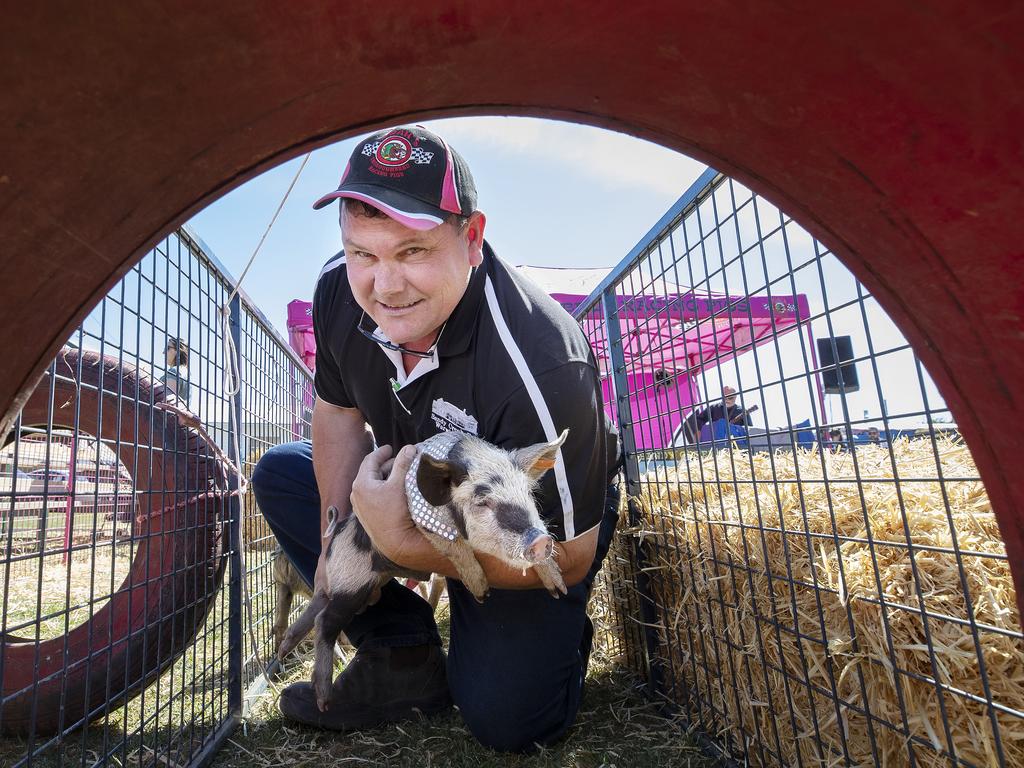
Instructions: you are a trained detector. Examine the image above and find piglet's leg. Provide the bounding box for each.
[278,591,329,660]
[426,574,447,609]
[425,533,489,603]
[534,559,568,598]
[312,584,376,711]
[273,580,294,654]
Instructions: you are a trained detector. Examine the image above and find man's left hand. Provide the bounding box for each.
[350,444,420,561]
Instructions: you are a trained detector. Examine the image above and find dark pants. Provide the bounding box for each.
[251,440,619,752]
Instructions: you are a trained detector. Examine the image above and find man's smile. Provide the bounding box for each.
[377,299,423,313]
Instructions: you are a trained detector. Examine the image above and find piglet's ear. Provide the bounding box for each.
[416,453,469,506]
[514,429,569,480]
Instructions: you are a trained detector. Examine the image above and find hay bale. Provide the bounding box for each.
[591,521,647,675]
[624,438,1023,767]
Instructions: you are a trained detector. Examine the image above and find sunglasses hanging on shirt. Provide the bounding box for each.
[356,311,447,359]
[356,311,449,418]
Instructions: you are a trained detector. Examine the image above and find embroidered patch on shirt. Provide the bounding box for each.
[431,398,479,435]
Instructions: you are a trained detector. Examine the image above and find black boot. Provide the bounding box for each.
[279,644,451,730]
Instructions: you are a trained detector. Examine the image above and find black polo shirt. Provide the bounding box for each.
[312,241,617,542]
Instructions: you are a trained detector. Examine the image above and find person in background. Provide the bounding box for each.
[867,426,881,444]
[681,385,753,443]
[827,428,844,452]
[160,337,191,405]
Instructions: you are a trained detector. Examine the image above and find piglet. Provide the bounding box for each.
[272,548,315,654]
[271,548,445,657]
[277,430,569,711]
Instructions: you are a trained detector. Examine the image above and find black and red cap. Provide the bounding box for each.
[313,125,478,230]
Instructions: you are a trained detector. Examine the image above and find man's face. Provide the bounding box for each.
[341,208,486,352]
[723,387,737,407]
[868,428,879,440]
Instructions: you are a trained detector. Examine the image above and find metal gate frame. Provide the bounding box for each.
[577,169,1024,767]
[1,226,311,767]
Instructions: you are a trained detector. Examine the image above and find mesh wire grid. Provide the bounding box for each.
[2,170,1021,768]
[0,227,311,767]
[577,171,1023,768]
[236,299,314,699]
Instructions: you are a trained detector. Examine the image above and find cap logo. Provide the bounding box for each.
[361,139,434,166]
[376,136,412,168]
[360,132,438,180]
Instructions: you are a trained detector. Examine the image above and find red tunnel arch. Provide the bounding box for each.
[2,3,1022,618]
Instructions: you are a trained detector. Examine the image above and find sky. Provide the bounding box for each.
[180,116,946,433]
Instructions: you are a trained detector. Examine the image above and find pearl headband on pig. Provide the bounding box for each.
[405,431,463,541]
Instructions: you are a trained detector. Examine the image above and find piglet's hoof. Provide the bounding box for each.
[314,681,333,712]
[278,630,303,660]
[462,577,489,603]
[277,642,294,661]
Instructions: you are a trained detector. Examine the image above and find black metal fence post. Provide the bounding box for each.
[602,288,666,701]
[226,296,244,722]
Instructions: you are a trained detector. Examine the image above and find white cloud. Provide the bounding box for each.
[424,116,706,198]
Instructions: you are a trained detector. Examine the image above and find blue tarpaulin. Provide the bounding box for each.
[699,419,749,448]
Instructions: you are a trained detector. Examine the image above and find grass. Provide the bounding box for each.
[210,602,720,768]
[3,544,133,640]
[0,585,234,768]
[2,534,719,768]
[1,548,248,768]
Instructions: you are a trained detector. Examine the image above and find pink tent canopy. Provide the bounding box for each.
[566,290,810,377]
[516,266,810,375]
[286,267,812,450]
[518,266,812,450]
[287,300,316,371]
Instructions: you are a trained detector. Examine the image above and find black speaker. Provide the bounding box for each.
[817,336,859,394]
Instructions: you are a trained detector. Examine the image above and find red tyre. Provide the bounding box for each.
[0,349,229,735]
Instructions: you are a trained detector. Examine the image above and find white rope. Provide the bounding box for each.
[217,152,311,676]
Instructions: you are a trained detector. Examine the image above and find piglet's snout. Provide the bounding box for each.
[522,527,554,563]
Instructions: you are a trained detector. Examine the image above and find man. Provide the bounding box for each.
[681,385,752,443]
[252,125,618,752]
[867,426,881,444]
[159,337,190,404]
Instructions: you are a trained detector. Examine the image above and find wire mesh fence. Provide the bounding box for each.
[0,226,312,767]
[579,170,1024,767]
[1,431,135,580]
[4,168,1021,768]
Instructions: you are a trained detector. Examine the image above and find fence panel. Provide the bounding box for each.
[5,173,1022,768]
[581,171,1024,768]
[235,287,315,706]
[0,226,311,767]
